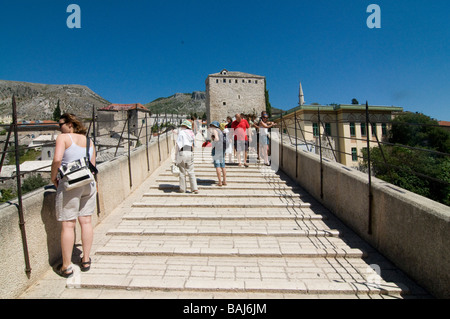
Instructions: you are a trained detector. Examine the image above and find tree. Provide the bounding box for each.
[264,83,272,117]
[21,174,49,194]
[389,112,450,153]
[361,112,450,206]
[52,100,62,121]
[351,98,359,105]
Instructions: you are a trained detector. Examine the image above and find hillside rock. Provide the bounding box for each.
[145,92,206,115]
[0,80,110,121]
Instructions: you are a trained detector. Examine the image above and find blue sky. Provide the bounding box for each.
[1,0,449,121]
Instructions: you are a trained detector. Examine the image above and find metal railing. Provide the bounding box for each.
[0,96,187,276]
[274,102,450,234]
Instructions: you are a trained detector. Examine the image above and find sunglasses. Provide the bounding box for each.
[59,122,66,127]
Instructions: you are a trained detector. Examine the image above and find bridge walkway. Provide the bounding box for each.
[20,143,429,299]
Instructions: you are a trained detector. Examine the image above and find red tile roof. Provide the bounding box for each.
[100,103,147,111]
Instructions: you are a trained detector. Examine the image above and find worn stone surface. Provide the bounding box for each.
[19,138,431,299]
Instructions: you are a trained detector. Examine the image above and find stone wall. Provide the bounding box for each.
[277,139,449,298]
[0,132,174,299]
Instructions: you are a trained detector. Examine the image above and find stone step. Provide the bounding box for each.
[142,193,305,199]
[132,201,311,209]
[155,178,289,185]
[124,207,325,220]
[160,171,278,177]
[152,184,302,191]
[96,246,366,259]
[77,255,408,295]
[97,234,363,257]
[105,219,338,237]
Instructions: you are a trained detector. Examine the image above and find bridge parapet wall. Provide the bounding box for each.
[279,141,449,299]
[0,133,174,298]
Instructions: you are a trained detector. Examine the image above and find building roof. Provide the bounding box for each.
[99,103,148,112]
[438,121,450,127]
[1,161,53,177]
[14,120,59,131]
[272,104,404,120]
[207,69,265,79]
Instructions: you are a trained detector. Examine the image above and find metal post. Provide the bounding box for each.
[145,113,150,171]
[280,112,283,169]
[165,112,169,153]
[127,110,132,188]
[294,111,298,178]
[12,95,32,276]
[157,113,161,162]
[0,124,13,172]
[92,105,97,146]
[365,101,373,235]
[92,105,101,217]
[318,108,323,200]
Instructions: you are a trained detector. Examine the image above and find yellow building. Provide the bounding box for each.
[273,104,403,167]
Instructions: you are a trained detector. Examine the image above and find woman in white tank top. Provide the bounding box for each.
[51,113,97,278]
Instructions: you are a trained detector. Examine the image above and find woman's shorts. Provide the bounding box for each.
[213,159,226,168]
[55,181,97,221]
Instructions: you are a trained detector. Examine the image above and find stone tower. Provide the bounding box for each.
[205,69,266,124]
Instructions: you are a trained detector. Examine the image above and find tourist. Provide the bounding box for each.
[176,120,198,194]
[258,112,276,166]
[51,113,96,278]
[226,116,233,129]
[209,121,227,186]
[221,122,233,164]
[231,113,251,167]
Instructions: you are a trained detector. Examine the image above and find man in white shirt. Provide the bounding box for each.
[176,120,198,194]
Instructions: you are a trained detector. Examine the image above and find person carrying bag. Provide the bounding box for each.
[58,136,98,190]
[51,113,97,278]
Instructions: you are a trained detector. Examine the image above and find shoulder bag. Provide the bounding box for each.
[58,136,97,191]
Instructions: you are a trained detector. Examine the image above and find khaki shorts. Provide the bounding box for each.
[56,181,97,221]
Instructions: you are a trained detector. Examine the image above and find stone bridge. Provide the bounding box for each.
[2,132,447,299]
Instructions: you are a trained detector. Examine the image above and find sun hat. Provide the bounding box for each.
[181,119,192,129]
[210,121,220,128]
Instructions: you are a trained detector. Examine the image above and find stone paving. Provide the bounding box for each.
[19,143,431,299]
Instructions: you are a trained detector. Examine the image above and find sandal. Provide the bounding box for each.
[222,182,227,186]
[217,182,222,187]
[57,264,74,278]
[80,257,91,272]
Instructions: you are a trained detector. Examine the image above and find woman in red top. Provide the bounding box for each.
[231,113,250,167]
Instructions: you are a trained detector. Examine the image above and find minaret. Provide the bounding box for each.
[299,82,305,106]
